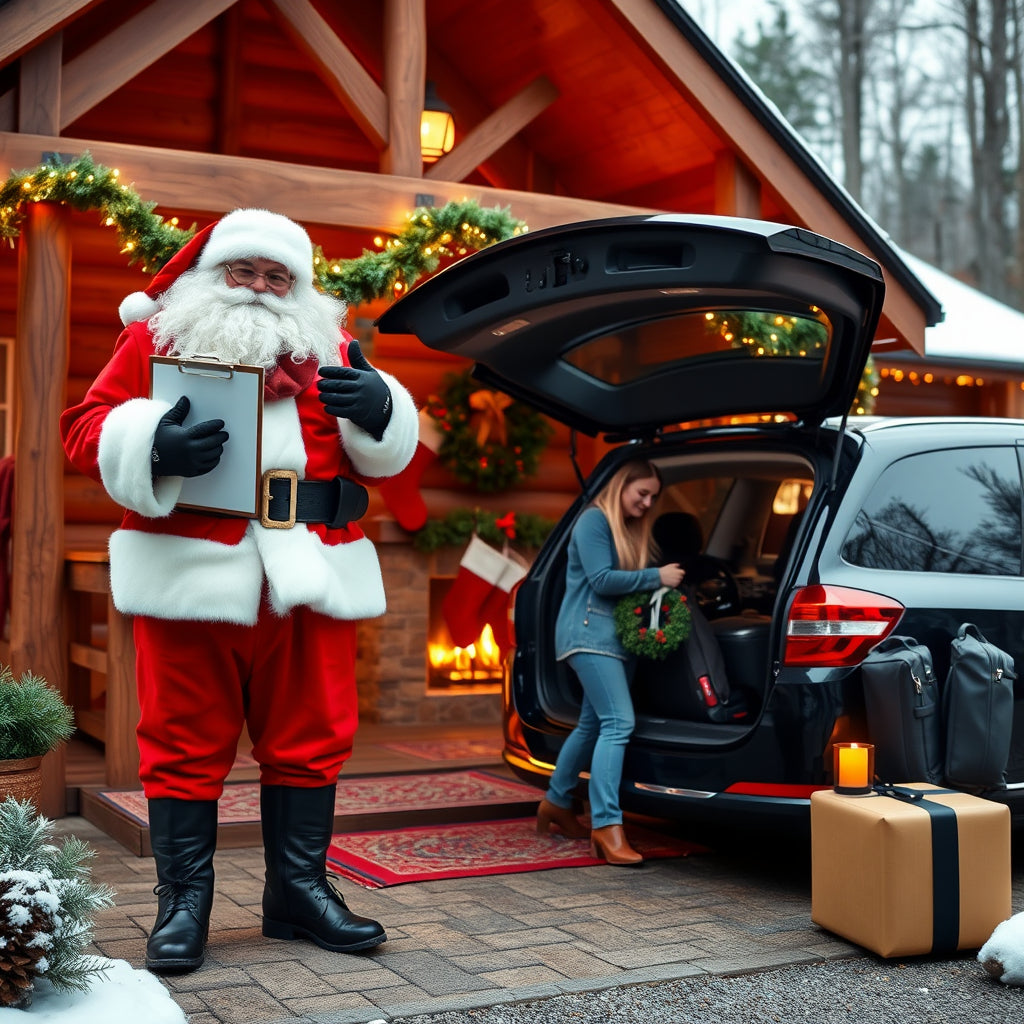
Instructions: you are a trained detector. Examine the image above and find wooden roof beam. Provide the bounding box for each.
[426,75,559,184]
[424,62,560,193]
[58,0,237,128]
[18,34,62,136]
[0,0,98,66]
[714,150,761,217]
[262,0,388,150]
[381,0,425,178]
[0,130,655,234]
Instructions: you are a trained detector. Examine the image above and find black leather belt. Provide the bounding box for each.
[259,470,368,529]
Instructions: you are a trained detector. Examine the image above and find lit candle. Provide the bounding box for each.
[833,742,874,794]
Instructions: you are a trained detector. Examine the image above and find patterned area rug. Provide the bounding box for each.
[327,818,706,888]
[94,770,540,826]
[378,738,504,762]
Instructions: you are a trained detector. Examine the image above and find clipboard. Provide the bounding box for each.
[150,355,264,516]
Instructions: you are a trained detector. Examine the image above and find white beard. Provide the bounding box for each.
[150,267,348,369]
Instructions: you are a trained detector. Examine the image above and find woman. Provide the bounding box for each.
[536,460,685,865]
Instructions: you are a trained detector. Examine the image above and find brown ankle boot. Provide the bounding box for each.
[589,824,643,866]
[536,798,588,839]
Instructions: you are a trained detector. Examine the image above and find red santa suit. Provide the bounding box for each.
[60,299,418,800]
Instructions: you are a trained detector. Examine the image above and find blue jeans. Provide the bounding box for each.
[545,652,635,829]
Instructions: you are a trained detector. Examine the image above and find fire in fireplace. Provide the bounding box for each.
[427,577,504,691]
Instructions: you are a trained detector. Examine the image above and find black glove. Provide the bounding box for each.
[151,396,229,478]
[317,340,393,441]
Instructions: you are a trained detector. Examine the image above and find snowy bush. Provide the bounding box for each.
[0,799,114,1009]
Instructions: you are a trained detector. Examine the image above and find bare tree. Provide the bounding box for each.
[1010,0,1024,299]
[959,0,1015,301]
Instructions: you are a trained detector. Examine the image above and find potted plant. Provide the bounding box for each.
[0,667,75,808]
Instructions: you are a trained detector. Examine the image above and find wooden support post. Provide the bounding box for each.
[12,202,70,817]
[714,150,761,218]
[381,0,426,178]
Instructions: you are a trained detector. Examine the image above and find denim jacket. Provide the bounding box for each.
[554,507,662,661]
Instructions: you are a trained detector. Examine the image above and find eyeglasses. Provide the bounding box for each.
[224,264,295,293]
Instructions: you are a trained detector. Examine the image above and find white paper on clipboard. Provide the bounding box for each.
[150,355,264,516]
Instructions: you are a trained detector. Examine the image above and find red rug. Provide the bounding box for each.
[94,770,539,826]
[378,738,503,762]
[327,817,706,888]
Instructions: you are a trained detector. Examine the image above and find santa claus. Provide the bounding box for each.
[60,208,419,973]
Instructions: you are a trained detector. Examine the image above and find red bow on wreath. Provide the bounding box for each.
[495,512,516,539]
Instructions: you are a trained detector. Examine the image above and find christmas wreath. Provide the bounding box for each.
[613,588,691,661]
[426,370,553,493]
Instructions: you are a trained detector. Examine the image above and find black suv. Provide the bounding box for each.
[378,215,1024,828]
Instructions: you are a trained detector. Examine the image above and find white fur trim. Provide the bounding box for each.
[253,528,386,619]
[459,535,512,587]
[494,555,528,594]
[979,912,1024,985]
[196,209,313,284]
[109,529,264,623]
[337,371,419,478]
[418,406,445,453]
[98,398,182,517]
[119,291,161,327]
[261,399,307,471]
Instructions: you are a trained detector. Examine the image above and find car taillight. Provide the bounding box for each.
[783,585,904,667]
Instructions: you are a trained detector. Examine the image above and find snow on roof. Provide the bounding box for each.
[899,251,1024,367]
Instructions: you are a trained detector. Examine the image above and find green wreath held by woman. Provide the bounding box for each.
[614,587,692,660]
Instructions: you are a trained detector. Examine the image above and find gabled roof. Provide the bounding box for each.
[0,0,940,351]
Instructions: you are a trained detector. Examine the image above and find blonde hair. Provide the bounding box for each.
[593,460,663,571]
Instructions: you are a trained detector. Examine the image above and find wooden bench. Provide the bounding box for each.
[65,540,139,789]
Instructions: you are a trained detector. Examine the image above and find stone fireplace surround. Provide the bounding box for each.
[355,520,505,727]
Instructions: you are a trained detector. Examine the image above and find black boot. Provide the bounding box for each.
[146,798,218,974]
[260,784,386,952]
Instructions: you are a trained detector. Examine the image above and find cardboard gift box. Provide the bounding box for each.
[811,783,1011,957]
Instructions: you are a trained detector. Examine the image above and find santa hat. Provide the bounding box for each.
[118,208,315,327]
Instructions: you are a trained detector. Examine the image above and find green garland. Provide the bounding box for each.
[426,369,553,493]
[413,507,555,553]
[315,200,526,304]
[0,152,192,272]
[613,589,691,660]
[705,309,877,415]
[0,152,527,304]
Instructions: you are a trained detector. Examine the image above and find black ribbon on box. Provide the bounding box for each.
[873,784,960,953]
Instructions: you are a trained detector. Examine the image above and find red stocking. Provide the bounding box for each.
[481,555,529,654]
[379,409,443,531]
[442,535,510,648]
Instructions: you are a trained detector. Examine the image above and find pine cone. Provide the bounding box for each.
[0,876,55,1009]
[0,941,46,1008]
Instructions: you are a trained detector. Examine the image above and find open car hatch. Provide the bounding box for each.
[375,215,885,437]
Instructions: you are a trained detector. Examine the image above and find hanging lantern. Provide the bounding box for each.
[421,81,455,163]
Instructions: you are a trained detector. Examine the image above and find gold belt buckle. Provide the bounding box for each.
[260,469,298,529]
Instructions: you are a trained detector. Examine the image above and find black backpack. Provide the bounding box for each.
[632,590,748,724]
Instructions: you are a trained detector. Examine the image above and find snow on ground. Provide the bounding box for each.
[0,958,185,1022]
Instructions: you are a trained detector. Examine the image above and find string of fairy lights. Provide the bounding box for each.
[0,152,527,305]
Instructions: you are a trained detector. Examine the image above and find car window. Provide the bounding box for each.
[762,480,813,558]
[562,307,831,386]
[842,447,1023,575]
[663,477,734,541]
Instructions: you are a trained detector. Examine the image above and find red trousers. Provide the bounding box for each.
[134,599,358,800]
